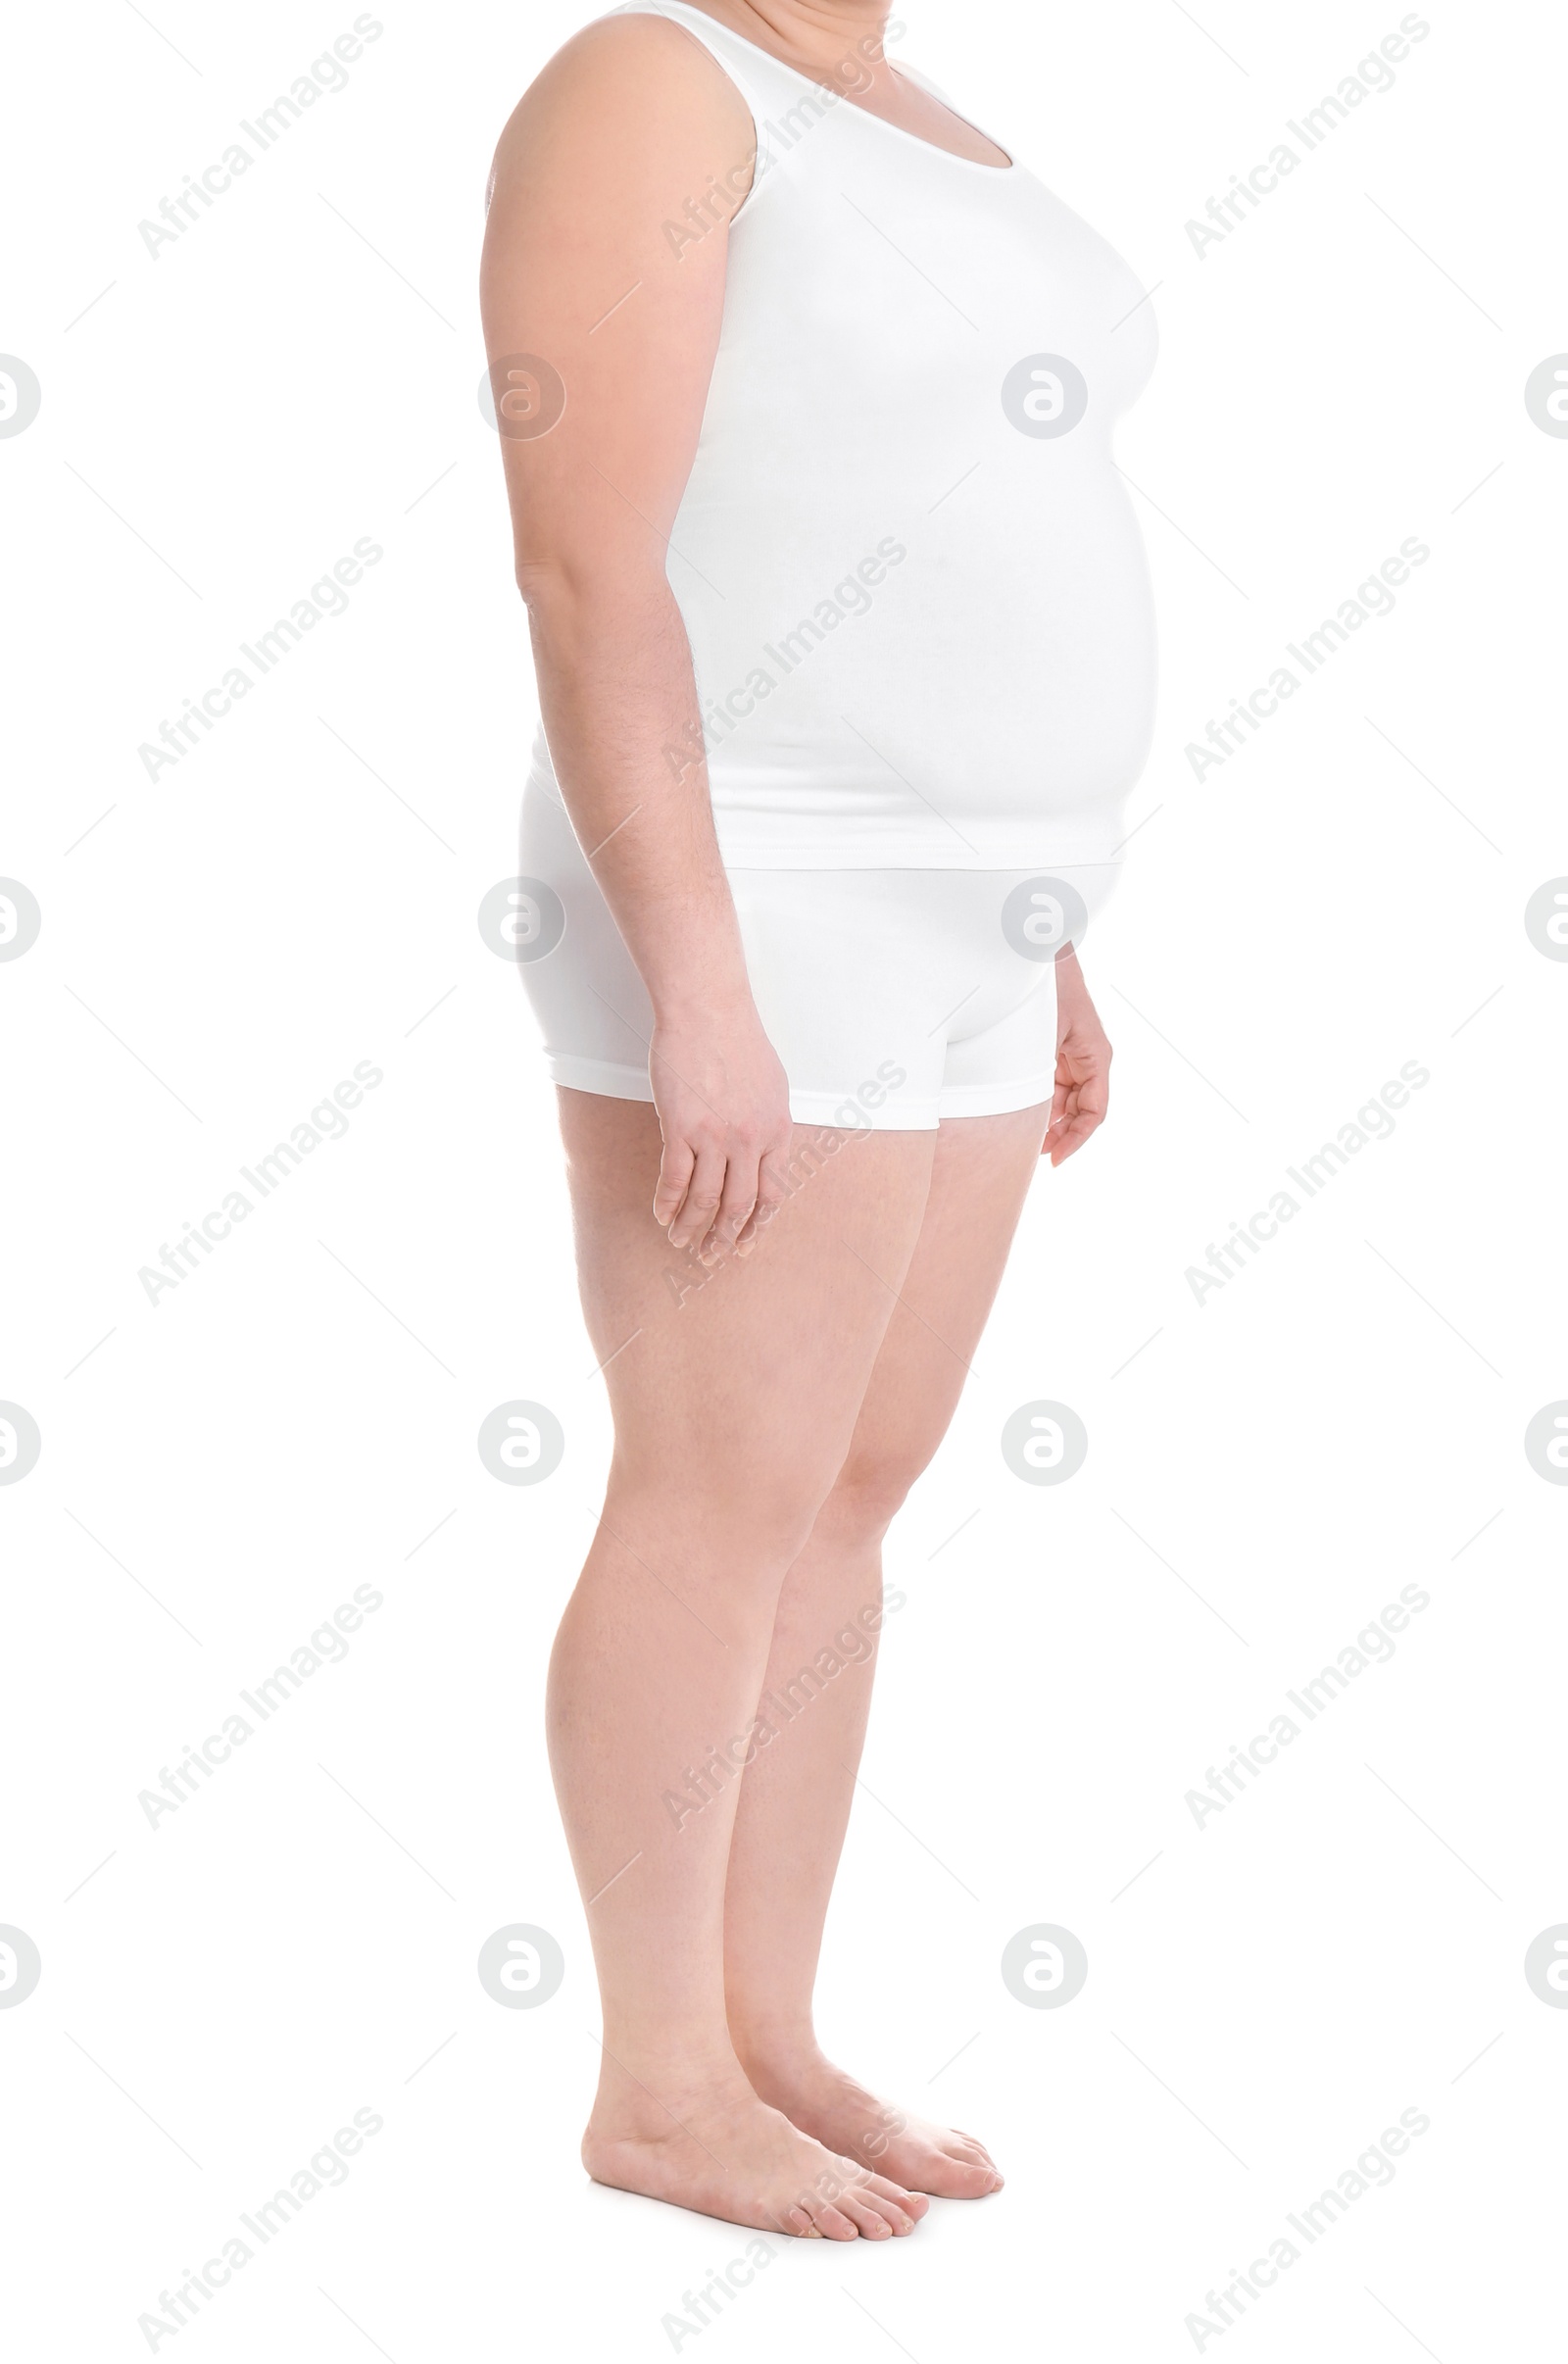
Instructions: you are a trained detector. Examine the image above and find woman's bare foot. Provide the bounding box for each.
[739,2048,1004,2199]
[583,2065,930,2240]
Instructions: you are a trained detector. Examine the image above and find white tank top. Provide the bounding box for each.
[531,0,1157,873]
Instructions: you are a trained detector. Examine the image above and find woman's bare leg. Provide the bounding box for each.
[549,1087,940,2238]
[722,1102,1052,2194]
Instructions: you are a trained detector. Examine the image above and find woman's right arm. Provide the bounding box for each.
[480,16,791,1256]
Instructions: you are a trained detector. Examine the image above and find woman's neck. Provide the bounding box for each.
[685,0,897,83]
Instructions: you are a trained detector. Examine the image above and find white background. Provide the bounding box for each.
[3,0,1566,2355]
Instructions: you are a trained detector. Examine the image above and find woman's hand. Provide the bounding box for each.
[1046,949,1111,1164]
[650,999,794,1258]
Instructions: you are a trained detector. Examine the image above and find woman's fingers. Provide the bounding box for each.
[652,1133,695,1228]
[663,1137,727,1250]
[1048,1041,1110,1164]
[1047,961,1112,1162]
[1052,1099,1105,1161]
[662,1119,793,1258]
[734,1144,788,1251]
[702,1133,765,1257]
[647,1010,793,1244]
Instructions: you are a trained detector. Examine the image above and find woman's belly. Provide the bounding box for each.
[662,462,1156,869]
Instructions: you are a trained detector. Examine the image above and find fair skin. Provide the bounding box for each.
[481,0,1112,2239]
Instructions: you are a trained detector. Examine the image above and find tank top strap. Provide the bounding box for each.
[599,2,790,170]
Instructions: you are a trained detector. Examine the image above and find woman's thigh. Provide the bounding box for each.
[557,1087,938,1525]
[829,1101,1054,1504]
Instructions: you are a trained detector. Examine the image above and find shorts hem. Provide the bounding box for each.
[547,1053,655,1102]
[935,1071,1058,1120]
[717,845,1124,872]
[544,1058,1055,1129]
[785,1087,940,1132]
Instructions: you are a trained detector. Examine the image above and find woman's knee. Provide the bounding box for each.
[608,1458,840,1574]
[819,1440,939,1545]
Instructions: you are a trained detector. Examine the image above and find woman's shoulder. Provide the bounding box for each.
[487,6,757,222]
[511,7,755,139]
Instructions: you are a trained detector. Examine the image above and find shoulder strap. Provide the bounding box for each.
[599,1,778,155]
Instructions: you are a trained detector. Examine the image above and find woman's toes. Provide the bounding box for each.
[866,2173,926,2223]
[813,2202,862,2241]
[870,2175,922,2212]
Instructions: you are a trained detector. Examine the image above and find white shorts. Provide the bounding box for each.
[514,788,1080,1132]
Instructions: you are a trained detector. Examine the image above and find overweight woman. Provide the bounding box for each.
[480,0,1154,2241]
